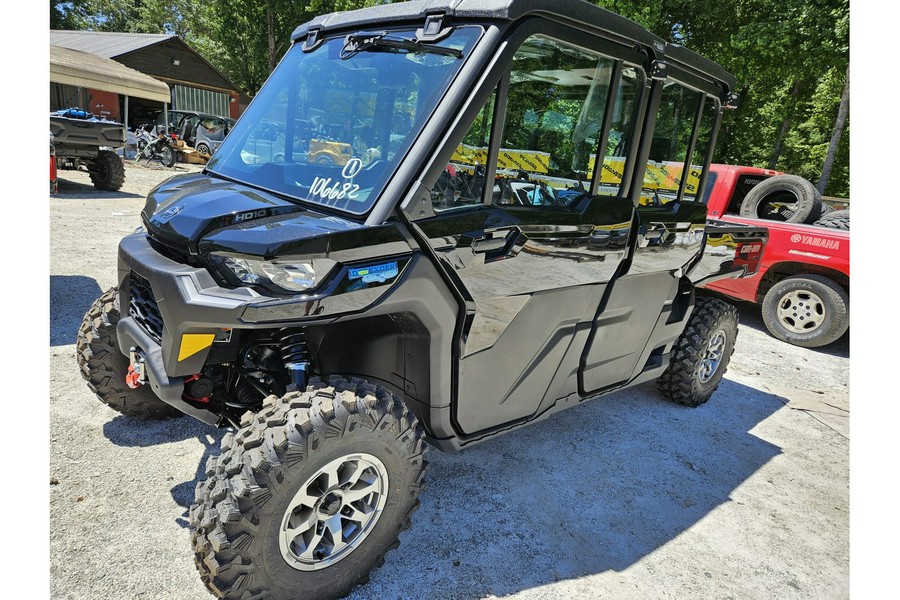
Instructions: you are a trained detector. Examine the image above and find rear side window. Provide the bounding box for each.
[430,34,643,212]
[641,83,719,206]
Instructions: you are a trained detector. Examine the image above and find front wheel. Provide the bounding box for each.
[76,288,179,419]
[761,275,848,347]
[190,376,427,600]
[657,297,739,407]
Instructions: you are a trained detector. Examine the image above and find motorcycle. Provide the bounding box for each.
[135,124,177,168]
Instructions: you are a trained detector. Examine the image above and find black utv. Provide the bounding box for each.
[76,1,768,598]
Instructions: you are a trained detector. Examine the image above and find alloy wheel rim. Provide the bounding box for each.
[698,329,727,384]
[279,453,389,571]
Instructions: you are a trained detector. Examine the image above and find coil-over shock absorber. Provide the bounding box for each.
[279,328,310,391]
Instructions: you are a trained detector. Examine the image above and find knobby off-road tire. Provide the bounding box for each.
[76,288,179,419]
[88,149,126,191]
[190,376,427,600]
[813,209,849,230]
[761,275,849,348]
[657,297,739,407]
[739,174,822,224]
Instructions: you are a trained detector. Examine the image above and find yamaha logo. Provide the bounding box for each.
[791,234,802,243]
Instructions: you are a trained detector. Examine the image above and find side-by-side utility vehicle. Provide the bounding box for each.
[76,1,768,597]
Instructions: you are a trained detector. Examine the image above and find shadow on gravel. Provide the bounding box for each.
[101,414,225,527]
[730,298,849,358]
[56,177,145,199]
[50,275,102,346]
[348,379,784,599]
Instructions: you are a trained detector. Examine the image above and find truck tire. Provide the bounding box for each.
[739,174,822,224]
[88,149,126,191]
[657,297,738,407]
[762,275,848,347]
[813,209,849,230]
[190,376,427,600]
[76,288,179,419]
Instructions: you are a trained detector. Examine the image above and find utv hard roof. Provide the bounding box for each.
[290,0,736,93]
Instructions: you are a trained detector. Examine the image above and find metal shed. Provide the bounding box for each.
[50,44,170,104]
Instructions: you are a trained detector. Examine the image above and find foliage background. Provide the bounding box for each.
[50,0,850,196]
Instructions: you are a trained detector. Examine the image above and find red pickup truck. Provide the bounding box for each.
[701,164,849,348]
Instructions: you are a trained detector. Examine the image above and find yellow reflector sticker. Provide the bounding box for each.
[178,333,215,361]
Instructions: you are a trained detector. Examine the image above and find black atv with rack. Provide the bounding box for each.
[50,108,127,191]
[76,1,768,598]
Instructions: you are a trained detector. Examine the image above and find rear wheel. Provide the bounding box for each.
[761,275,848,347]
[657,297,738,407]
[160,145,176,168]
[196,142,211,156]
[76,288,179,419]
[88,149,126,191]
[190,376,427,600]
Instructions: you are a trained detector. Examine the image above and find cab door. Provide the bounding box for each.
[412,28,647,435]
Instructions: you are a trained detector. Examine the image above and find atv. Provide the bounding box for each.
[77,1,767,598]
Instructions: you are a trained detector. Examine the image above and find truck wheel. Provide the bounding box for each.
[88,150,126,191]
[762,275,848,347]
[190,376,427,600]
[76,288,179,419]
[657,297,738,407]
[739,174,822,224]
[813,209,849,230]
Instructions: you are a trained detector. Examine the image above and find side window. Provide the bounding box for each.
[595,67,643,197]
[495,36,615,207]
[431,90,496,211]
[686,96,720,202]
[641,82,703,205]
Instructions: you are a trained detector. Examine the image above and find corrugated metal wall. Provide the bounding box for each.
[173,84,229,117]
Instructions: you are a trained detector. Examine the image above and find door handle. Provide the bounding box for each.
[472,230,519,254]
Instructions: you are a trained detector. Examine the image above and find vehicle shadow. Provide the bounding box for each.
[348,379,785,599]
[101,414,225,528]
[50,275,103,346]
[55,177,145,199]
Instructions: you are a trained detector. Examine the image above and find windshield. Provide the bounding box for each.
[206,27,482,215]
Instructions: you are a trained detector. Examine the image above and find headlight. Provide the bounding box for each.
[212,254,336,293]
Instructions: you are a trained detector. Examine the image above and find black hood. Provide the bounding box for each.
[142,173,406,259]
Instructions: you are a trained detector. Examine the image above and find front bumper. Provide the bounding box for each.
[115,232,276,380]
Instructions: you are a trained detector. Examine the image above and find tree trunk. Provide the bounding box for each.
[817,66,850,195]
[267,7,276,74]
[768,79,803,170]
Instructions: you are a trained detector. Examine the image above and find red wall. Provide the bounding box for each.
[87,89,121,121]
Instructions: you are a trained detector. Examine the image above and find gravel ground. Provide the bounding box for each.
[49,161,850,599]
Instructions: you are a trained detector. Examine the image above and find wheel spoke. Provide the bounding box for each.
[284,509,318,539]
[296,528,326,561]
[324,515,347,553]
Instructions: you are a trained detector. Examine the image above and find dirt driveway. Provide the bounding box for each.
[49,161,849,599]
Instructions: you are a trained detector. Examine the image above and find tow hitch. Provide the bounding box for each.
[126,346,148,389]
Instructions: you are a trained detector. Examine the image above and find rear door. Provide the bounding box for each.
[411,25,648,435]
[579,71,726,394]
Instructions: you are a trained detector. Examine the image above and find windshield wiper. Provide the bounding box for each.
[341,31,462,60]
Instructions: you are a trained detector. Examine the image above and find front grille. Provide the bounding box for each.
[129,272,164,344]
